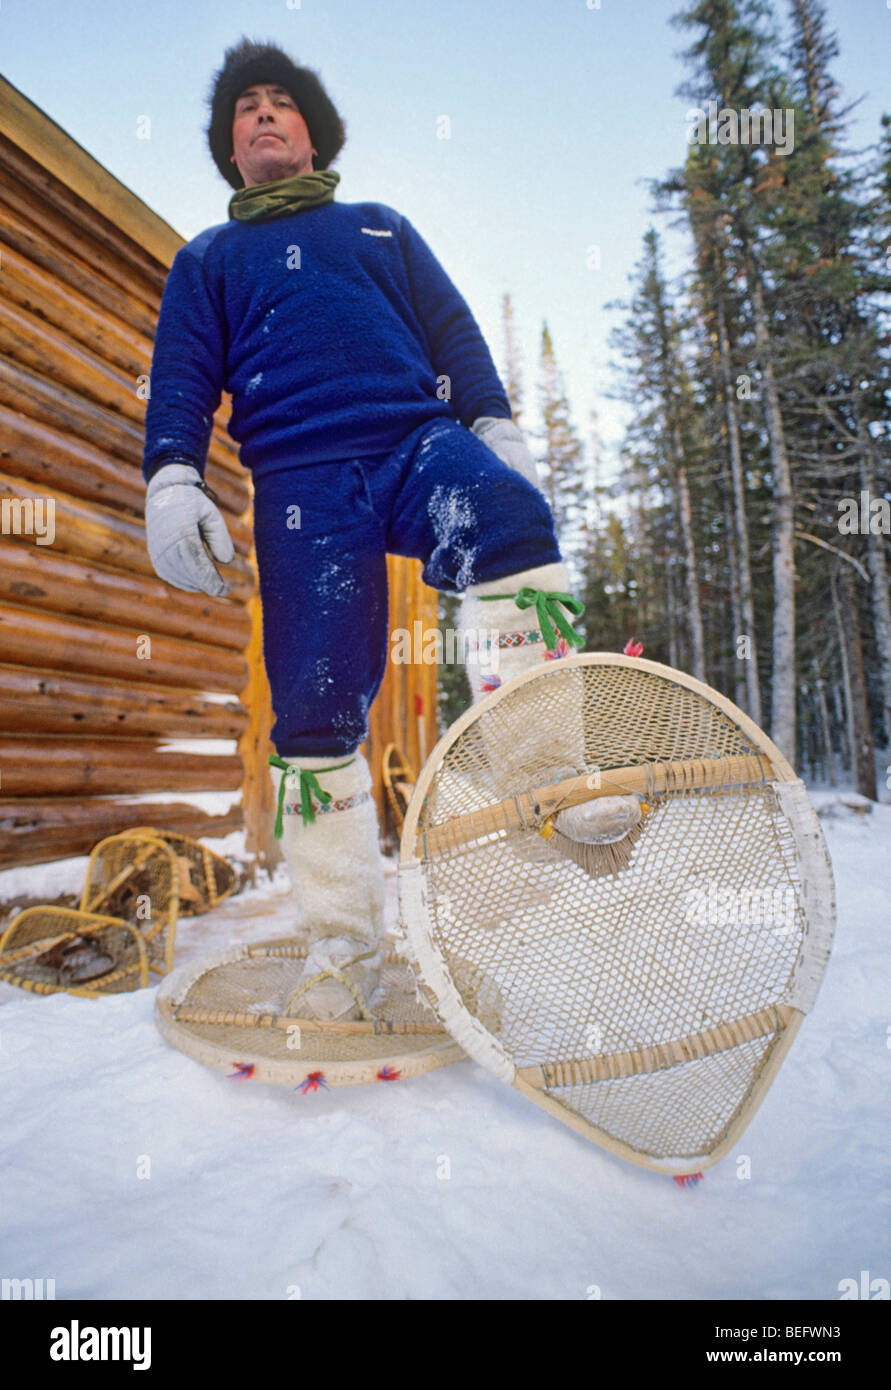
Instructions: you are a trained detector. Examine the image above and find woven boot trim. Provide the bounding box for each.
[283,790,372,819]
[269,753,360,839]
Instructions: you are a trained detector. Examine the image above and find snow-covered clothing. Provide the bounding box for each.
[141,200,514,484]
[141,196,561,755]
[252,416,559,755]
[144,462,235,596]
[141,187,568,1017]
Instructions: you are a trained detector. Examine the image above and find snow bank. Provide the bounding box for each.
[1,801,888,1300]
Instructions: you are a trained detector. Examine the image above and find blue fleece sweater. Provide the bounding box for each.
[141,200,512,483]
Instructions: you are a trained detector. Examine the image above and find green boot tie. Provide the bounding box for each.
[269,754,356,839]
[479,587,585,652]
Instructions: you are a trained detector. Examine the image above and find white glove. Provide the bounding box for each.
[144,462,235,597]
[471,416,541,489]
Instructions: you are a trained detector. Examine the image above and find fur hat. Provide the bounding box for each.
[206,36,346,190]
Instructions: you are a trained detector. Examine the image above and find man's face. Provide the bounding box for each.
[230,84,317,187]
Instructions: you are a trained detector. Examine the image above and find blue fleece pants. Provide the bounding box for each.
[251,417,561,756]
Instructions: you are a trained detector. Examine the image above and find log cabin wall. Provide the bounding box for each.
[0,75,438,874]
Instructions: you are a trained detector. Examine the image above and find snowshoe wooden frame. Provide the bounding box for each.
[0,906,149,997]
[398,653,835,1175]
[382,743,416,838]
[115,827,238,916]
[155,936,466,1088]
[80,832,180,974]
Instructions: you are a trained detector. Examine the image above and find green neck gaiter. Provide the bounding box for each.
[228,169,340,223]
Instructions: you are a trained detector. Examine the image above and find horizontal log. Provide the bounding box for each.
[0,134,167,304]
[0,291,245,486]
[0,295,158,436]
[0,149,243,481]
[0,663,249,739]
[0,354,248,502]
[0,403,146,511]
[0,239,154,382]
[0,798,244,871]
[0,409,254,554]
[0,604,248,692]
[0,198,159,341]
[0,737,244,796]
[0,468,255,598]
[0,540,252,651]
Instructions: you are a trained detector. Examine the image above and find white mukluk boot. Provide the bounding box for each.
[458,561,642,851]
[458,561,587,790]
[271,750,385,1022]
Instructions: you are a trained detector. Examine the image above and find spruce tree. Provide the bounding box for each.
[537,323,586,577]
[669,0,800,758]
[609,229,707,680]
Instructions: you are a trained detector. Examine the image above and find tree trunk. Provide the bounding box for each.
[857,428,891,747]
[648,247,706,682]
[716,292,762,723]
[813,665,836,787]
[832,563,877,798]
[831,680,849,772]
[746,246,796,763]
[673,451,706,682]
[667,559,680,669]
[717,417,746,708]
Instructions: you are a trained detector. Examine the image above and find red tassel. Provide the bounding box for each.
[297,1071,328,1093]
[624,638,644,657]
[377,1065,401,1081]
[228,1063,255,1080]
[673,1172,704,1188]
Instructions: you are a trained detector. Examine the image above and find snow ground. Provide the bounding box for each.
[0,793,888,1301]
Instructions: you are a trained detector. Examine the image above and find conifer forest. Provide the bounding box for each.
[443,0,891,799]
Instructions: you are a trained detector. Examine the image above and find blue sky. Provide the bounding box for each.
[2,0,888,469]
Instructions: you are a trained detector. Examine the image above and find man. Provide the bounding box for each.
[143,37,591,1022]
